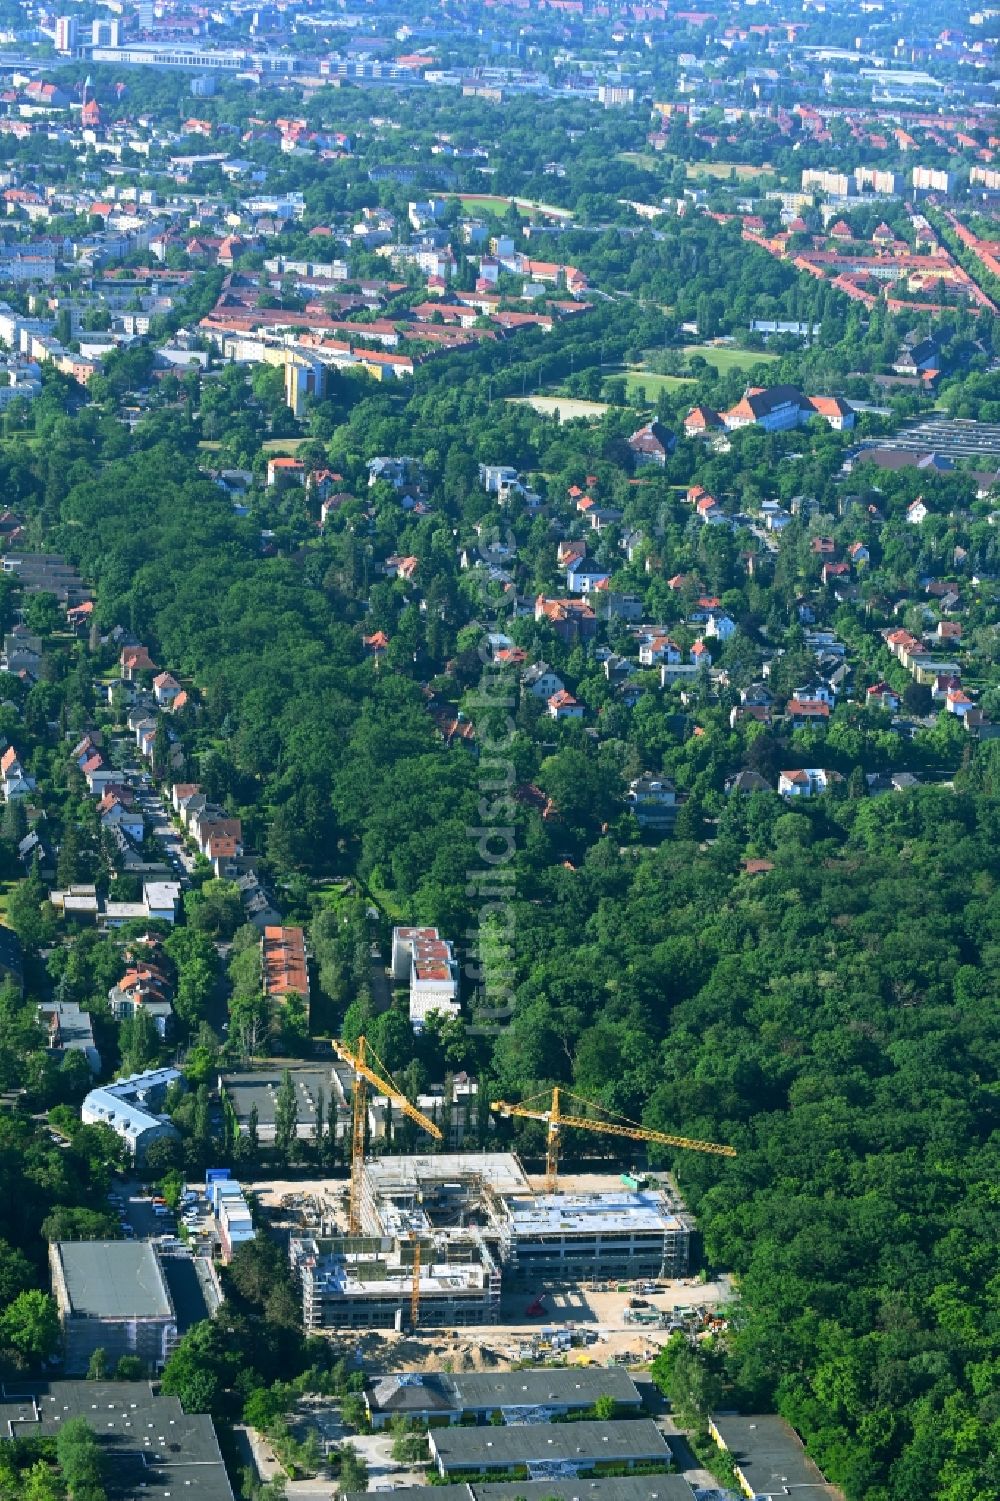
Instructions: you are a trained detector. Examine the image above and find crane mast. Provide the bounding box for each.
[333,1035,444,1235]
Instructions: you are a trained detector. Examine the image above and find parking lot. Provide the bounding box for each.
[108,1179,218,1331]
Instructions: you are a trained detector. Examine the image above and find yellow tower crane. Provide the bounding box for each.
[490,1086,736,1191]
[332,1036,443,1327]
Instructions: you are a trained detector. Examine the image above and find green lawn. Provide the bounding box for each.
[458,194,510,217]
[617,156,775,182]
[261,437,311,454]
[687,162,775,181]
[613,370,696,399]
[618,152,662,171]
[680,343,779,375]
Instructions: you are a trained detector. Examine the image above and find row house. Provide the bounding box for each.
[262,925,311,1020]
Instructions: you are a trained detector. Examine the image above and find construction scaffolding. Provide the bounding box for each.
[290,1231,501,1331]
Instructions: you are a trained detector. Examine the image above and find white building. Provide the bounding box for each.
[392,926,460,1031]
[626,774,677,830]
[778,768,837,798]
[54,15,78,52]
[81,1067,181,1164]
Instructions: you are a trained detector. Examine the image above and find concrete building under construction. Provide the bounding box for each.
[360,1154,693,1282]
[288,1153,694,1329]
[289,1232,502,1331]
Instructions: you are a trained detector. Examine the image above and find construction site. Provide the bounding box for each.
[288,1153,696,1331]
[284,1041,734,1338]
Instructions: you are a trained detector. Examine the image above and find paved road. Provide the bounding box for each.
[137,788,197,882]
[632,1374,722,1491]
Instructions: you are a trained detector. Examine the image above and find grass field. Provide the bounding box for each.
[508,395,609,422]
[687,162,775,181]
[261,437,311,453]
[614,370,696,399]
[616,156,775,183]
[618,152,662,171]
[679,343,778,374]
[457,191,574,221]
[458,194,510,216]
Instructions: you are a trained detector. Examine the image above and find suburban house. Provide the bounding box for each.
[120,645,155,681]
[626,773,677,830]
[566,557,612,595]
[38,999,100,1075]
[704,612,736,641]
[661,662,702,687]
[778,768,839,797]
[534,596,597,644]
[1,746,36,801]
[548,689,584,721]
[696,493,726,524]
[98,791,144,843]
[785,698,832,729]
[109,954,174,1036]
[684,404,725,437]
[521,663,564,700]
[153,672,183,707]
[266,456,305,487]
[726,769,774,794]
[867,683,901,711]
[628,420,675,467]
[639,634,682,667]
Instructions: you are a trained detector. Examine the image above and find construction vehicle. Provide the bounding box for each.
[490,1086,736,1191]
[332,1035,443,1326]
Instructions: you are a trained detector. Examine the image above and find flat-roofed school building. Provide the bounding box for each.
[49,1241,178,1374]
[428,1418,673,1477]
[344,1479,697,1501]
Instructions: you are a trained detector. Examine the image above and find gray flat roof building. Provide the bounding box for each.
[708,1413,845,1501]
[220,1062,351,1143]
[344,1478,695,1501]
[49,1241,178,1375]
[367,1368,642,1428]
[429,1418,673,1476]
[0,1381,233,1501]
